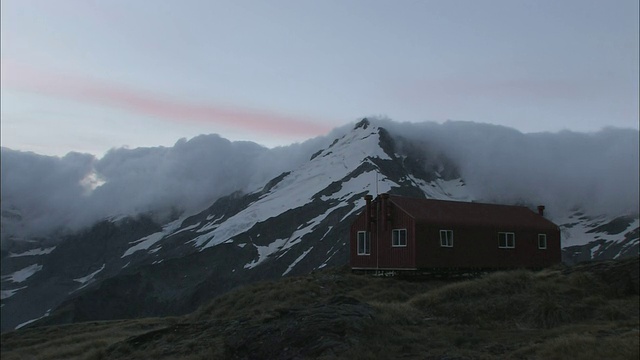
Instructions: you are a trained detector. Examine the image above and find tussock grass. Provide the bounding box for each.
[191,269,435,323]
[515,329,640,360]
[2,258,638,359]
[368,301,420,326]
[1,318,176,360]
[409,270,534,324]
[526,294,573,328]
[410,270,532,305]
[407,266,638,329]
[191,276,329,322]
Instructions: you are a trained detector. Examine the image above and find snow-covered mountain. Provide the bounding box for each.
[1,119,638,331]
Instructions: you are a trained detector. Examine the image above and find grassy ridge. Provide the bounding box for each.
[2,258,638,359]
[0,318,178,360]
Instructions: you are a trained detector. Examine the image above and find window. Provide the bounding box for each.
[440,230,453,247]
[392,229,407,247]
[538,234,547,249]
[357,231,370,255]
[498,232,515,248]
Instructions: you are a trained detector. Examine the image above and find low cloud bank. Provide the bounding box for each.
[385,119,639,218]
[1,119,638,244]
[1,133,331,243]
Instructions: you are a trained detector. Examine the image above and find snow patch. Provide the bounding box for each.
[206,213,221,221]
[321,226,333,241]
[171,222,201,235]
[72,264,105,292]
[590,243,604,258]
[121,218,185,258]
[196,220,220,233]
[321,169,395,202]
[341,198,367,222]
[321,245,342,268]
[2,264,43,283]
[9,246,56,257]
[244,238,288,269]
[122,232,165,257]
[283,247,314,276]
[614,238,639,259]
[1,286,27,300]
[15,309,51,330]
[281,202,349,252]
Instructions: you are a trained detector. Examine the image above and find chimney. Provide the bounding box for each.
[537,205,545,216]
[381,193,390,230]
[365,195,373,230]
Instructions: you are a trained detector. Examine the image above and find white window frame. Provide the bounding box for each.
[392,228,407,247]
[439,230,453,247]
[357,231,370,255]
[538,234,547,249]
[498,232,515,248]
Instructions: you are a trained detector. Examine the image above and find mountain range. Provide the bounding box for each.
[1,118,638,331]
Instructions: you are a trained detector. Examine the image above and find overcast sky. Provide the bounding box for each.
[1,0,638,156]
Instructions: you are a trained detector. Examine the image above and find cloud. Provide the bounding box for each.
[1,60,332,138]
[384,119,640,217]
[1,132,332,242]
[1,119,638,245]
[0,150,95,237]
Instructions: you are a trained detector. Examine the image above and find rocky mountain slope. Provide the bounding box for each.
[1,119,638,331]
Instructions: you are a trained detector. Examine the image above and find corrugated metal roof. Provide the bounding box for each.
[388,195,558,230]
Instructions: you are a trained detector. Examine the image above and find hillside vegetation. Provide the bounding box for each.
[2,257,638,360]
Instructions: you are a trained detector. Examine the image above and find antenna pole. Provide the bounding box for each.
[376,171,379,196]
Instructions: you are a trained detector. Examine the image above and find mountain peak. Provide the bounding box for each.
[353,118,370,130]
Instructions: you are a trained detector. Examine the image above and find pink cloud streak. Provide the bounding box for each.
[1,60,333,138]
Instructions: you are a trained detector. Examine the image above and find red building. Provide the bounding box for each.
[350,194,561,271]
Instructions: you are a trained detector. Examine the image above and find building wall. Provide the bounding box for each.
[377,201,416,269]
[414,224,561,269]
[350,210,377,269]
[350,200,417,269]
